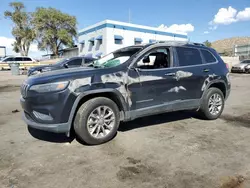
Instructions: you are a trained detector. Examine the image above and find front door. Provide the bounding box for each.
[127,47,177,111]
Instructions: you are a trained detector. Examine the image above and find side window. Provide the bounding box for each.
[200,50,217,63]
[67,58,82,66]
[15,57,23,61]
[84,58,93,64]
[24,57,32,61]
[176,47,202,66]
[137,48,170,69]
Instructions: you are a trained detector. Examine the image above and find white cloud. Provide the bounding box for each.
[210,6,250,25]
[236,7,250,21]
[0,36,39,53]
[158,23,194,33]
[0,36,15,49]
[204,31,209,34]
[209,25,218,30]
[29,43,39,52]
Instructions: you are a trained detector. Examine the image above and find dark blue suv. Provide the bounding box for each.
[20,42,231,145]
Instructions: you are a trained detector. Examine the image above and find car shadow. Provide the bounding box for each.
[28,126,75,143]
[27,111,199,144]
[118,110,198,132]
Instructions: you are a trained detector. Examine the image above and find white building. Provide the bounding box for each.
[0,46,6,58]
[234,44,250,56]
[78,20,188,58]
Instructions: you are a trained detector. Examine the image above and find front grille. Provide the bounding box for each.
[21,83,29,98]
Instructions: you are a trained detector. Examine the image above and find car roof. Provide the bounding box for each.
[129,41,211,50]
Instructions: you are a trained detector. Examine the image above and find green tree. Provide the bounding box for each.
[32,8,77,56]
[4,2,35,56]
[203,40,212,47]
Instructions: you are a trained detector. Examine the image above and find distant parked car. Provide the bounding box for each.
[27,56,96,76]
[231,60,250,73]
[0,56,36,64]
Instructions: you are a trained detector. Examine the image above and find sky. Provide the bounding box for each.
[0,0,250,57]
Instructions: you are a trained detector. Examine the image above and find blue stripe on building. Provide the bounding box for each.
[79,23,187,39]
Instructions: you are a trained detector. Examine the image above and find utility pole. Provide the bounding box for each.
[128,9,131,23]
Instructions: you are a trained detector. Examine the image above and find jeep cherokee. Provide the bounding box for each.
[20,41,231,145]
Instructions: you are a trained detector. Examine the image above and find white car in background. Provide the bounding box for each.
[231,59,250,73]
[0,56,36,64]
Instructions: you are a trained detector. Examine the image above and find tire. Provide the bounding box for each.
[199,87,225,120]
[74,97,120,145]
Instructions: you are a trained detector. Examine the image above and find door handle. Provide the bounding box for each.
[203,68,210,72]
[165,72,176,76]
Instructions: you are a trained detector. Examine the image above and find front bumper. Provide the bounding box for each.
[20,89,77,133]
[231,68,245,73]
[22,112,69,133]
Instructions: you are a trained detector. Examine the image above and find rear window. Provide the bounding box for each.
[201,50,217,63]
[23,57,32,61]
[176,47,202,66]
[3,57,14,62]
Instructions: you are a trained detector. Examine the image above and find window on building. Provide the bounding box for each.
[114,35,123,45]
[136,48,170,69]
[134,38,142,45]
[115,39,122,45]
[200,49,217,63]
[176,47,202,66]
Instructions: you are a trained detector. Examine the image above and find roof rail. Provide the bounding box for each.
[153,41,206,47]
[189,42,205,47]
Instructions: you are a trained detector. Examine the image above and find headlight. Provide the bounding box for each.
[30,70,40,75]
[29,81,69,93]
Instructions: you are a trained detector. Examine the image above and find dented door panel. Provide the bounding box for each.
[127,68,177,110]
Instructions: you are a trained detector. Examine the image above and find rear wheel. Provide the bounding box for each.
[74,97,120,145]
[199,87,224,120]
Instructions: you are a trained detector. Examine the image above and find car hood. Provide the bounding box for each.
[26,66,98,85]
[233,63,248,68]
[29,64,57,70]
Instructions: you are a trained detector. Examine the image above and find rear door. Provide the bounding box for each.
[171,46,205,102]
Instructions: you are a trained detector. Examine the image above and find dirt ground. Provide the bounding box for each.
[0,72,250,188]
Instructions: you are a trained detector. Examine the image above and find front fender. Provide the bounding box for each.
[66,88,129,131]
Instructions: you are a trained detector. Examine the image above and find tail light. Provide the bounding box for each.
[225,63,229,70]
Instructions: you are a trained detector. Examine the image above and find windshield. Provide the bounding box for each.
[241,60,250,64]
[92,47,142,68]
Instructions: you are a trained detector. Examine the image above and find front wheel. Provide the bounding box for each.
[199,87,225,120]
[74,97,120,145]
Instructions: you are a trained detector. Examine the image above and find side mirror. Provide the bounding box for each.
[64,63,69,68]
[142,56,150,63]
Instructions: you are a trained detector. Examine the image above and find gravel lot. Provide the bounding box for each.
[0,72,250,188]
